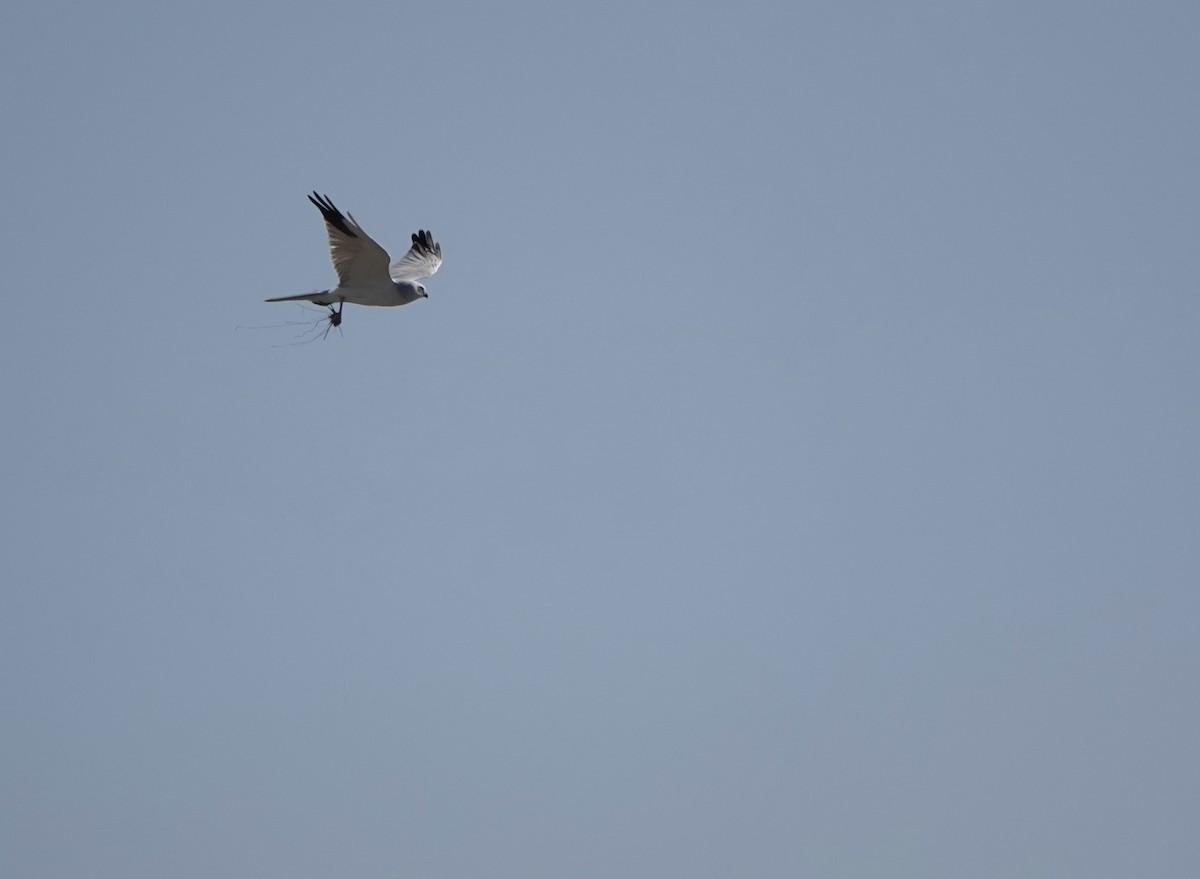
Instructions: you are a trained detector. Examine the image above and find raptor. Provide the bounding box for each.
[266,192,442,329]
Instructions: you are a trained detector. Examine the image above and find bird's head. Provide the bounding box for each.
[417,284,428,298]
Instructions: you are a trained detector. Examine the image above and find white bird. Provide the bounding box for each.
[266,192,442,328]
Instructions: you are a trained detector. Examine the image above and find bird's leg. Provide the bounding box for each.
[328,301,343,328]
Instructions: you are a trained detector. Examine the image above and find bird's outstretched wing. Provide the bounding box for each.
[390,230,443,282]
[308,192,392,287]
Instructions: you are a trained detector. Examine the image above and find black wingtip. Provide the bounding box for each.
[307,191,358,238]
[411,229,440,255]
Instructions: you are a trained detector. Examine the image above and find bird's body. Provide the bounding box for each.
[266,193,442,323]
[268,279,426,308]
[271,283,427,309]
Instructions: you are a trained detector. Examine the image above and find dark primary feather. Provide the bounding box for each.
[307,192,358,239]
[411,229,442,259]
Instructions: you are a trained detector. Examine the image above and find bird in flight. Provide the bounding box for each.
[266,192,442,330]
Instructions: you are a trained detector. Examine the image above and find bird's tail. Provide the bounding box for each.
[264,289,333,305]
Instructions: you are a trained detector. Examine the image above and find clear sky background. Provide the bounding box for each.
[2,1,1198,876]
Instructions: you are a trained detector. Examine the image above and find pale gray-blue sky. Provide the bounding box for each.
[2,1,1198,876]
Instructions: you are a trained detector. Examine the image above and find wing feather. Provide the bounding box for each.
[307,193,392,287]
[390,229,443,282]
